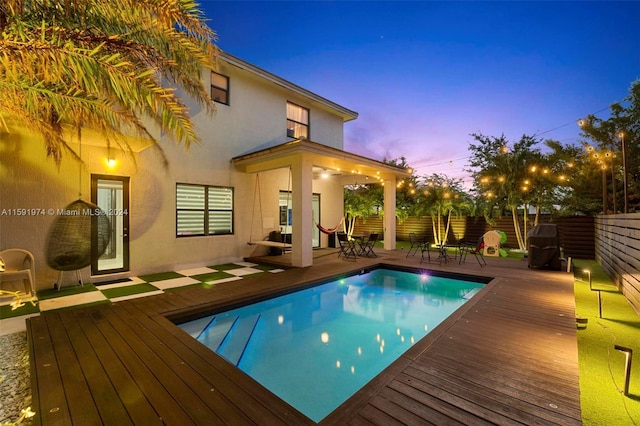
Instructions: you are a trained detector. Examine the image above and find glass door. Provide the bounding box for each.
[91,175,130,275]
[279,191,320,248]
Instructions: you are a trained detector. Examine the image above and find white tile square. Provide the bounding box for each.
[176,267,217,276]
[150,277,201,290]
[233,262,258,267]
[224,267,263,277]
[110,290,164,303]
[97,277,146,290]
[205,276,242,285]
[39,292,108,311]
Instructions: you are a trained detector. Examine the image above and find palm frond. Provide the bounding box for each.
[0,0,218,165]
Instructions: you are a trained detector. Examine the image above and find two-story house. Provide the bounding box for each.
[0,51,409,291]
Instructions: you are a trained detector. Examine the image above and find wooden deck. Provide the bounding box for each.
[27,250,581,425]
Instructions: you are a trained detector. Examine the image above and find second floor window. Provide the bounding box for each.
[211,72,229,105]
[287,102,309,139]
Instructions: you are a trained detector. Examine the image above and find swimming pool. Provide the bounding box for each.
[177,267,485,422]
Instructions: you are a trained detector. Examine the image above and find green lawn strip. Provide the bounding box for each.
[100,283,160,299]
[138,271,185,282]
[191,271,236,282]
[209,263,246,271]
[573,259,640,425]
[37,283,99,300]
[0,301,40,319]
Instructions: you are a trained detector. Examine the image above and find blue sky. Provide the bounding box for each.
[199,1,640,184]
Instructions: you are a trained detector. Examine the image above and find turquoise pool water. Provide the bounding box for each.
[177,267,485,422]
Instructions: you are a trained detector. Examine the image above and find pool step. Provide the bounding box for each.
[217,314,262,366]
[181,315,215,339]
[196,315,237,351]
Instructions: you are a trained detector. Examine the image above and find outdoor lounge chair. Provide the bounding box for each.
[337,233,357,260]
[0,248,36,297]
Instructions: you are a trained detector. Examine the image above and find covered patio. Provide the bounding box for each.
[232,139,412,267]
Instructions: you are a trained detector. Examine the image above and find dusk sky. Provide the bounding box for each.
[200,1,640,185]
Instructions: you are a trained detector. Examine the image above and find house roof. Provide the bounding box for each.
[220,51,359,123]
[231,139,411,183]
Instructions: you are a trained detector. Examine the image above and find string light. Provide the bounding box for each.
[406,99,625,179]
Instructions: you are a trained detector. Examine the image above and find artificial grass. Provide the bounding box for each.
[191,271,236,282]
[210,263,246,271]
[99,283,160,299]
[0,300,39,319]
[573,259,640,425]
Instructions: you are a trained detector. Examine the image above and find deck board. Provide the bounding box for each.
[28,252,582,425]
[72,308,162,425]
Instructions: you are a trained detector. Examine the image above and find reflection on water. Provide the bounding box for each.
[179,268,484,422]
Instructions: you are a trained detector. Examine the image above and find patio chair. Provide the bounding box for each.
[359,233,378,257]
[0,248,36,297]
[459,237,487,267]
[482,230,502,257]
[337,233,357,260]
[407,233,425,257]
[420,241,431,264]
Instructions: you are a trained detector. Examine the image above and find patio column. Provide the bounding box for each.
[290,156,313,267]
[383,179,397,250]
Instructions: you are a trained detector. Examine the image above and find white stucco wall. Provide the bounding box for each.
[0,57,352,290]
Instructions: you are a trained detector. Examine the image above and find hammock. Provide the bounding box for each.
[315,218,344,235]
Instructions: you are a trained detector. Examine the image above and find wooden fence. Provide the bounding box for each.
[595,214,640,314]
[354,214,595,259]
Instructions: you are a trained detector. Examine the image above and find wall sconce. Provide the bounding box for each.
[321,169,329,179]
[614,345,633,396]
[107,146,116,167]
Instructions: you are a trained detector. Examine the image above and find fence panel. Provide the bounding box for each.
[595,214,640,314]
[353,214,595,259]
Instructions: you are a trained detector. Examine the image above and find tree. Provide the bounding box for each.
[343,186,376,238]
[543,140,602,216]
[415,174,470,245]
[467,133,541,250]
[578,80,640,212]
[0,0,217,165]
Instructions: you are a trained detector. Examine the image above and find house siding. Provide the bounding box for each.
[0,55,351,290]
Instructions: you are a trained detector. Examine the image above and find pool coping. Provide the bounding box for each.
[26,252,581,425]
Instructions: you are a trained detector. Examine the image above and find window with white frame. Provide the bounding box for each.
[211,71,229,105]
[286,102,309,139]
[176,184,233,236]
